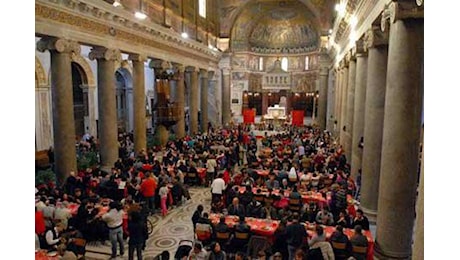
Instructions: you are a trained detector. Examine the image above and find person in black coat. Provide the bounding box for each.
[128,211,146,260]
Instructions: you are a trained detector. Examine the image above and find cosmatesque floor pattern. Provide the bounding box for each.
[85,187,212,260]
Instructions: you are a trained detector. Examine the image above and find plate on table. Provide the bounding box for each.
[47,251,58,256]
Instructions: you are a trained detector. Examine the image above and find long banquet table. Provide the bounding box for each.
[209,213,374,260]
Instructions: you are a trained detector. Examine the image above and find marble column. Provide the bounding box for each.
[374,2,424,259]
[36,37,79,185]
[37,37,80,185]
[360,26,389,221]
[344,54,356,160]
[174,64,186,139]
[129,54,147,153]
[189,67,199,135]
[350,41,368,178]
[262,93,268,115]
[221,68,231,125]
[89,47,121,172]
[339,63,348,148]
[334,68,341,135]
[200,69,208,133]
[318,66,329,130]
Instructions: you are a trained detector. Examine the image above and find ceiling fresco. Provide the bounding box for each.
[229,0,324,52]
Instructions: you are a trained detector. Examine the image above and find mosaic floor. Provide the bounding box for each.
[85,187,212,260]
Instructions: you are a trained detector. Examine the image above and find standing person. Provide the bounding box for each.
[102,201,125,259]
[286,213,307,260]
[192,205,204,231]
[140,172,157,215]
[206,155,218,185]
[128,211,145,260]
[159,182,169,217]
[211,173,226,203]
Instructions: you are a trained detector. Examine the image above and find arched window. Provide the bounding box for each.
[305,56,310,70]
[281,57,288,71]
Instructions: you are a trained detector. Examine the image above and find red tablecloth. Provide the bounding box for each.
[35,251,59,260]
[237,186,327,206]
[209,214,279,238]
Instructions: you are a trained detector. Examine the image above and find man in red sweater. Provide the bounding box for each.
[140,172,157,215]
[35,207,46,235]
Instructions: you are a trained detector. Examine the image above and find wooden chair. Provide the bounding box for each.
[331,242,347,250]
[352,245,368,260]
[216,231,230,240]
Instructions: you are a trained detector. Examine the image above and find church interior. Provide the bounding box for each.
[34,0,424,259]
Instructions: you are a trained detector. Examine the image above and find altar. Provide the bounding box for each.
[263,105,287,126]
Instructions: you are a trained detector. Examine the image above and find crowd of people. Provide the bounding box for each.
[35,123,370,260]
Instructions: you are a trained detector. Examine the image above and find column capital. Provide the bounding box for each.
[186,66,200,73]
[128,54,147,62]
[221,67,231,75]
[389,0,424,23]
[149,59,169,70]
[36,37,80,54]
[353,39,368,57]
[200,69,208,78]
[88,47,121,61]
[172,63,186,73]
[208,70,215,79]
[345,51,356,63]
[365,25,389,50]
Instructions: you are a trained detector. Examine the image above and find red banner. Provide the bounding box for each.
[243,109,255,124]
[291,110,304,126]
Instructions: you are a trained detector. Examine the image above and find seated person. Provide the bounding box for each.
[245,198,263,218]
[238,184,254,206]
[214,216,231,249]
[308,225,326,247]
[232,215,252,251]
[42,223,66,251]
[265,174,280,189]
[228,197,246,217]
[260,201,279,220]
[350,225,368,260]
[195,212,213,246]
[336,210,352,228]
[188,242,208,260]
[315,207,334,226]
[330,225,351,258]
[300,203,318,223]
[352,209,370,231]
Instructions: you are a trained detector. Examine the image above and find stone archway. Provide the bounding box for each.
[115,66,134,132]
[35,56,48,88]
[71,53,96,86]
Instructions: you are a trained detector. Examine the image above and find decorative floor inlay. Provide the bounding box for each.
[84,187,211,260]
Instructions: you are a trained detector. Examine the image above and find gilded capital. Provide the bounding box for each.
[173,64,186,74]
[128,54,147,62]
[365,26,389,50]
[88,47,121,61]
[186,66,200,73]
[36,37,80,54]
[389,0,424,23]
[149,59,169,71]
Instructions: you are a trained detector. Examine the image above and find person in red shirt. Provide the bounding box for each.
[222,167,231,185]
[35,207,46,235]
[140,172,157,215]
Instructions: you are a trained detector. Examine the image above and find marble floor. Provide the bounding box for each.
[85,187,212,260]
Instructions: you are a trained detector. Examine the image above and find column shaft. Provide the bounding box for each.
[375,15,423,259]
[131,56,146,153]
[222,69,231,125]
[37,38,80,185]
[351,54,368,178]
[200,70,208,132]
[339,67,348,147]
[318,67,329,130]
[175,66,186,139]
[344,59,356,160]
[90,48,120,171]
[412,145,423,259]
[189,68,199,135]
[262,93,268,115]
[361,42,388,220]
